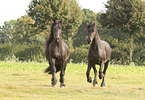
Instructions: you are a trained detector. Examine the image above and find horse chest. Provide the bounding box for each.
[88,46,105,64]
[51,44,67,60]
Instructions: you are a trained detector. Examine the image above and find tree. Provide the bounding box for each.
[0,20,16,44]
[12,15,34,44]
[28,0,82,48]
[12,15,47,44]
[99,0,145,62]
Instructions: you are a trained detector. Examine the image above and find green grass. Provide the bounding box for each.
[0,62,145,100]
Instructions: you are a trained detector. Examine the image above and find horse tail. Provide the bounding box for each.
[44,65,61,74]
[44,66,52,74]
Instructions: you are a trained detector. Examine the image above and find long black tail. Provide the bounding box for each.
[44,66,52,74]
[44,65,61,74]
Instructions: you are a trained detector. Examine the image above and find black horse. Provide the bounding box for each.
[86,22,111,87]
[44,20,69,88]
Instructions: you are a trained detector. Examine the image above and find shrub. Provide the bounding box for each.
[0,44,45,62]
[14,44,45,62]
[70,45,88,63]
[0,43,13,60]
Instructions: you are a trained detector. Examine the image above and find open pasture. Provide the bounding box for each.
[0,62,145,100]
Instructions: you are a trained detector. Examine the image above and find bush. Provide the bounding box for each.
[0,44,45,62]
[70,45,88,63]
[0,43,13,60]
[133,43,145,65]
[0,42,144,65]
[15,44,45,62]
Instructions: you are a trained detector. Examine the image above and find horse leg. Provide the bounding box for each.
[50,58,57,87]
[60,62,67,88]
[92,65,98,87]
[101,60,109,87]
[86,62,92,83]
[99,61,104,79]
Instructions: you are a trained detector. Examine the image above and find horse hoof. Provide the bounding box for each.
[101,83,105,88]
[87,77,93,83]
[60,86,65,88]
[93,83,98,87]
[52,84,57,87]
[60,84,65,88]
[101,86,106,88]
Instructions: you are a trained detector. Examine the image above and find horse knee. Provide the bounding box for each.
[52,67,56,72]
[86,72,89,77]
[99,70,102,74]
[60,72,65,76]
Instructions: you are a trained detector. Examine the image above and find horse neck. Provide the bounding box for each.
[93,31,101,44]
[46,31,53,47]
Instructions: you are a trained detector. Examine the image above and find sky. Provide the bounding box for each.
[0,0,108,26]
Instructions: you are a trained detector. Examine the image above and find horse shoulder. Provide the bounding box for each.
[101,40,111,50]
[98,40,111,60]
[101,40,111,59]
[62,42,70,60]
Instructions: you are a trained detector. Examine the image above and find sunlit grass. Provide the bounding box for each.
[0,62,145,100]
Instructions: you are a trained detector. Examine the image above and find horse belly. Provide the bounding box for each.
[88,54,101,64]
[55,57,63,65]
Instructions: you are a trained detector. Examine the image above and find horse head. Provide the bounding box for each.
[86,22,97,44]
[52,20,63,43]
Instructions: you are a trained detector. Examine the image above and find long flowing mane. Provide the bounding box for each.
[46,24,54,47]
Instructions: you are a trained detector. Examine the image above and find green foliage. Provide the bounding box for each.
[0,20,16,44]
[0,44,45,62]
[99,0,145,62]
[0,43,13,60]
[12,15,38,44]
[100,0,145,34]
[133,43,145,65]
[70,45,89,63]
[100,28,145,65]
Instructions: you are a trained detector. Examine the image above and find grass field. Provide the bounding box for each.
[0,62,145,100]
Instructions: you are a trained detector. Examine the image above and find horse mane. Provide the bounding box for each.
[46,23,54,47]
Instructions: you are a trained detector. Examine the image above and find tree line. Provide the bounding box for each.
[0,0,145,65]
